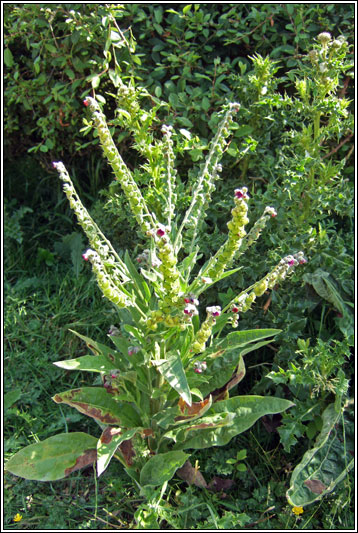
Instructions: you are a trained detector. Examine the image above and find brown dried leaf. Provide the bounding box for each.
[176,460,207,488]
[304,479,327,494]
[119,439,135,466]
[208,476,235,492]
[100,426,122,444]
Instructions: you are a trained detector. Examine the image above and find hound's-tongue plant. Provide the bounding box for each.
[5,80,306,527]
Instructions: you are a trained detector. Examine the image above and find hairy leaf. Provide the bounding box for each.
[5,432,97,481]
[286,401,354,507]
[52,387,141,427]
[140,450,190,487]
[152,353,192,406]
[171,396,294,450]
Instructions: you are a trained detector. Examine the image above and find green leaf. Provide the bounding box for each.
[97,427,139,476]
[68,330,126,369]
[164,412,235,444]
[286,402,354,507]
[53,355,114,373]
[4,389,22,410]
[303,269,349,315]
[5,432,97,481]
[4,48,14,68]
[52,387,141,427]
[152,354,192,406]
[214,329,281,352]
[182,4,192,14]
[172,396,294,450]
[124,250,149,302]
[140,450,189,487]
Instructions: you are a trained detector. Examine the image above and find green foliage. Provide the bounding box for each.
[265,337,351,452]
[4,4,136,158]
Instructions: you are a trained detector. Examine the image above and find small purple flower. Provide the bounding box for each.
[184,294,199,306]
[156,224,166,237]
[194,361,207,374]
[286,256,296,267]
[108,325,120,336]
[231,305,240,314]
[206,306,221,317]
[184,304,198,317]
[234,187,249,200]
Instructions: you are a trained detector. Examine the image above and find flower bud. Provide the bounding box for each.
[264,206,277,217]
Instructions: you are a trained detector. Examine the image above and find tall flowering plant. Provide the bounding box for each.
[6,81,306,523]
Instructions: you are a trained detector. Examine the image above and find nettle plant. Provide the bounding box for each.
[6,81,307,522]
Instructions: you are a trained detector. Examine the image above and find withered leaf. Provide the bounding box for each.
[64,448,97,477]
[208,476,235,492]
[176,460,207,488]
[304,479,327,494]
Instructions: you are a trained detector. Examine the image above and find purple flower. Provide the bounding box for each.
[156,224,166,237]
[234,187,249,200]
[194,361,207,373]
[184,304,198,317]
[206,306,221,317]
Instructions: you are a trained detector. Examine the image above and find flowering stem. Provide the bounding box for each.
[174,103,240,254]
[53,161,130,283]
[84,97,155,234]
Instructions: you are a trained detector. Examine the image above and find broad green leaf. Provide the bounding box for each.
[140,450,189,487]
[4,48,14,68]
[4,389,22,410]
[214,329,281,352]
[52,387,141,427]
[153,396,212,429]
[5,432,97,481]
[164,412,235,444]
[68,330,125,369]
[172,396,294,450]
[198,339,273,398]
[53,355,114,373]
[286,402,354,507]
[97,427,139,476]
[152,354,192,406]
[303,269,347,314]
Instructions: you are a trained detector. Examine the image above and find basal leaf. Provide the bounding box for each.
[69,330,125,369]
[286,402,354,507]
[140,450,190,487]
[97,427,139,476]
[5,432,97,481]
[52,387,141,427]
[172,395,294,450]
[53,355,114,373]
